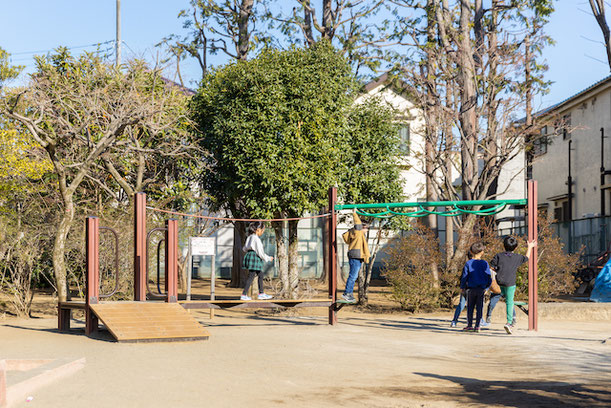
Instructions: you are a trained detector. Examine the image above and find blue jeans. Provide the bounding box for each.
[452,293,466,322]
[344,258,363,295]
[487,292,516,321]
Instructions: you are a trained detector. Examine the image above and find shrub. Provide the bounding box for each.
[383,213,581,311]
[383,223,444,312]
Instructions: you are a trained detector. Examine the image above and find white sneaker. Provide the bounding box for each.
[258,293,273,300]
[240,295,251,301]
[504,324,513,335]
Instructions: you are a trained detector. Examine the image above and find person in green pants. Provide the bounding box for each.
[489,237,536,334]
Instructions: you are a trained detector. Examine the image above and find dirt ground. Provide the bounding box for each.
[1,281,610,408]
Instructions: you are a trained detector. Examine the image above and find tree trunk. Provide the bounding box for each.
[230,222,248,288]
[458,0,477,202]
[322,0,334,40]
[53,195,75,302]
[525,32,534,180]
[287,219,300,299]
[446,215,454,266]
[178,246,188,293]
[237,0,254,60]
[358,223,384,306]
[303,0,315,46]
[590,0,611,70]
[424,0,440,288]
[357,264,366,305]
[272,220,289,297]
[448,213,477,276]
[320,214,328,283]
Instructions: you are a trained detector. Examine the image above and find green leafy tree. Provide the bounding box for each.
[340,96,404,305]
[0,47,23,89]
[191,42,354,297]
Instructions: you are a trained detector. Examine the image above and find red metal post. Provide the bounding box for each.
[85,216,100,335]
[165,219,178,303]
[328,187,338,325]
[134,192,147,301]
[527,180,539,331]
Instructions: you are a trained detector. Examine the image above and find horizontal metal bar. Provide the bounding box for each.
[335,199,527,211]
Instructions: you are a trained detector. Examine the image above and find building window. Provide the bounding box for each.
[538,203,549,219]
[553,200,570,223]
[398,124,410,155]
[534,126,548,156]
[561,114,571,140]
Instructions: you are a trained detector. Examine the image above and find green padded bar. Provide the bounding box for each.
[347,200,523,219]
[336,198,527,211]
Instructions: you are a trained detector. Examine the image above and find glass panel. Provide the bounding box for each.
[398,124,410,155]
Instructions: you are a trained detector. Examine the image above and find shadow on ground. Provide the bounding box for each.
[308,373,611,407]
[3,323,117,342]
[402,372,611,407]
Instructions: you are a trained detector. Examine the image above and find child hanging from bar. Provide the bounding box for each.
[241,221,274,301]
[341,210,370,302]
[460,242,492,333]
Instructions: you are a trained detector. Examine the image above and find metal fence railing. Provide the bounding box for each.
[552,216,611,264]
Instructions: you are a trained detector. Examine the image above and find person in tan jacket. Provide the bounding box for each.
[341,210,370,302]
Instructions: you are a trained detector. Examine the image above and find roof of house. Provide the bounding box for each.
[362,72,410,97]
[534,74,611,117]
[161,77,196,96]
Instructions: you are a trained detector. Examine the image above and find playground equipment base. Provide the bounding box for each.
[88,302,210,342]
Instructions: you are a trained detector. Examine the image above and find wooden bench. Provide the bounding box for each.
[514,301,528,315]
[57,301,86,332]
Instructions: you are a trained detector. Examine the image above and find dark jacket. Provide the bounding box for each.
[490,252,528,287]
[460,259,492,290]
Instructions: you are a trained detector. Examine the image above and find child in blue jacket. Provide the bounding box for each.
[460,242,492,332]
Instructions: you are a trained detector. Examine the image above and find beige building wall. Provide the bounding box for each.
[355,83,427,201]
[533,79,611,220]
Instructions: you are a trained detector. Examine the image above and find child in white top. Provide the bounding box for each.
[241,221,274,300]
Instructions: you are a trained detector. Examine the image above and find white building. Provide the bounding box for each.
[532,75,611,221]
[357,73,427,201]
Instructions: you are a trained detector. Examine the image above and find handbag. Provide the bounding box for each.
[490,278,501,294]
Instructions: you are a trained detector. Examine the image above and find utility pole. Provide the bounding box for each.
[602,127,606,217]
[116,0,121,67]
[568,139,573,252]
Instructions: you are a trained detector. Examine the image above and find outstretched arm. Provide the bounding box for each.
[526,240,536,259]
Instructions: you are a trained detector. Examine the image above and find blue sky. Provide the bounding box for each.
[1,1,609,110]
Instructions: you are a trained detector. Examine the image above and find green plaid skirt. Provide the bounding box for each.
[243,250,263,271]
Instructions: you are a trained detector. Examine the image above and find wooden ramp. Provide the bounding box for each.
[90,302,210,342]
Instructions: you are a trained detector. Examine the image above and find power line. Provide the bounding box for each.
[9,40,114,56]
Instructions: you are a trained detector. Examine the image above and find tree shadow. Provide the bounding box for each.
[405,372,611,407]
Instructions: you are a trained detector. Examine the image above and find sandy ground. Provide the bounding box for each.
[1,306,610,408]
